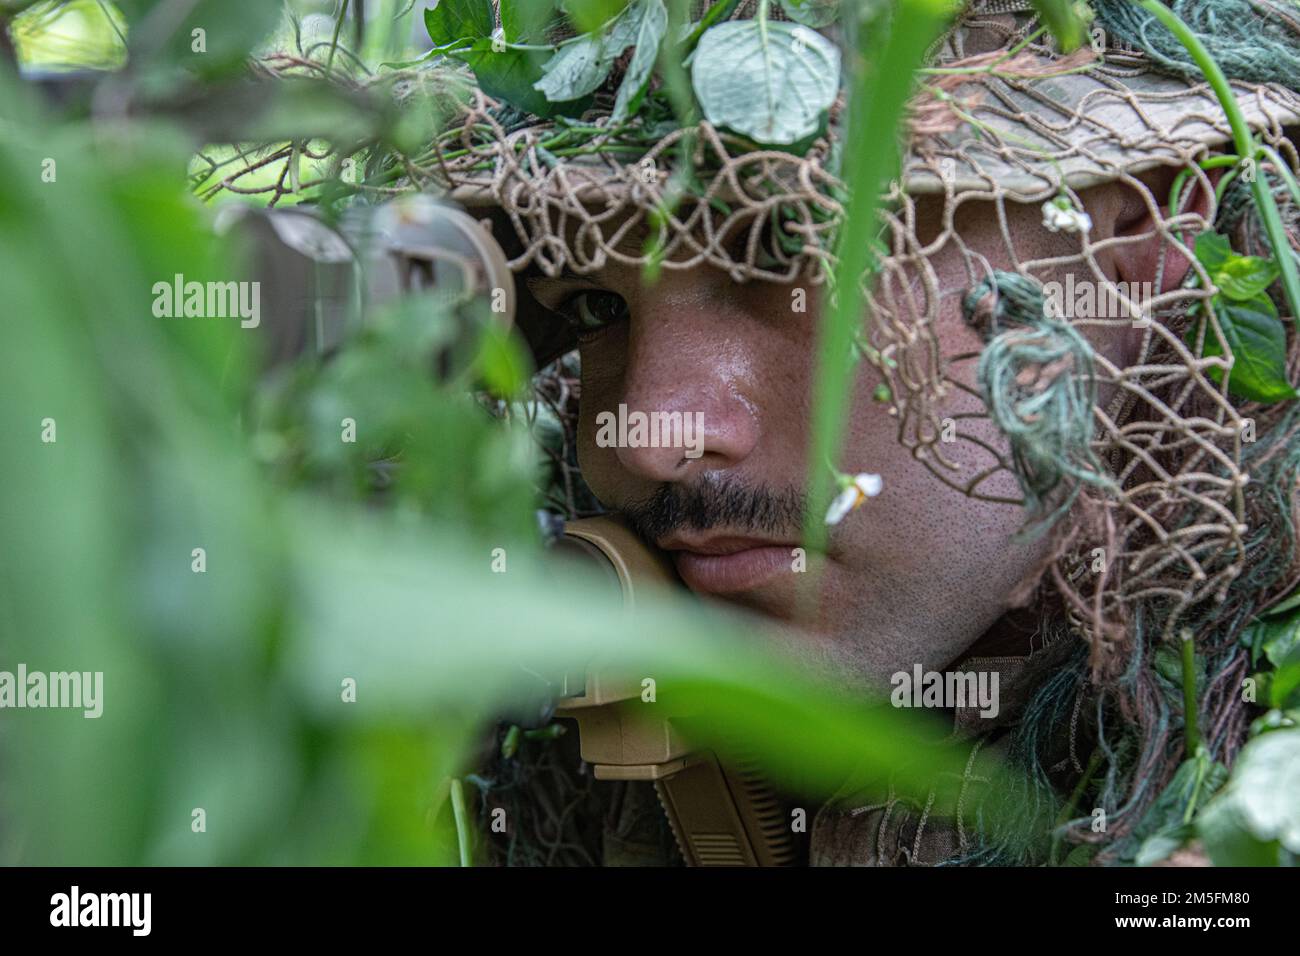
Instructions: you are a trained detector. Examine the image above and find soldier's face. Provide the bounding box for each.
[526,178,1198,689]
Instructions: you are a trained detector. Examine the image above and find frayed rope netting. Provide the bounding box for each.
[205,0,1300,863]
[426,1,1300,862]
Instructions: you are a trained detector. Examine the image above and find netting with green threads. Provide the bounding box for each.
[1092,0,1300,87]
[962,271,1119,537]
[950,398,1300,865]
[940,0,1300,864]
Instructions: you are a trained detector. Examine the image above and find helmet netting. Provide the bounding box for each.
[420,28,1300,677]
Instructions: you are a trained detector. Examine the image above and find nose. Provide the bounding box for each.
[611,280,762,483]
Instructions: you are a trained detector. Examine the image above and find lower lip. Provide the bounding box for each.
[671,546,795,595]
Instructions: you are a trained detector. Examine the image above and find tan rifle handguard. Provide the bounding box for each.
[553,516,798,867]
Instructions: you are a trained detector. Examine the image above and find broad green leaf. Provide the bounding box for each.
[1198,728,1300,866]
[424,0,493,47]
[691,19,840,145]
[1194,231,1233,275]
[1135,821,1194,866]
[457,40,587,117]
[778,0,840,28]
[475,322,533,400]
[680,0,745,52]
[1062,844,1097,866]
[611,0,668,120]
[1201,294,1297,403]
[534,0,648,102]
[1251,708,1300,736]
[1215,254,1280,302]
[561,0,630,33]
[115,0,283,76]
[1241,610,1300,668]
[1262,612,1300,669]
[1270,644,1300,709]
[500,0,560,43]
[1242,580,1300,671]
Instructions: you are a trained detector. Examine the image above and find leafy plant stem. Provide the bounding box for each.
[328,0,350,74]
[1050,746,1102,865]
[799,0,957,598]
[1183,752,1209,824]
[1139,0,1300,338]
[450,777,472,866]
[1181,628,1201,756]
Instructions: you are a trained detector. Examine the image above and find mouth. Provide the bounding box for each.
[659,534,799,595]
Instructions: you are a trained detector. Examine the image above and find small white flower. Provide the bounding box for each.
[825,473,883,526]
[1041,196,1092,235]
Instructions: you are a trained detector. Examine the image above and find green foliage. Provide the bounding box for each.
[534,0,659,103]
[499,0,561,43]
[1190,232,1298,403]
[114,0,285,77]
[690,17,840,145]
[1197,730,1300,865]
[801,0,957,562]
[425,0,585,118]
[1,6,1024,864]
[611,0,666,120]
[422,0,842,147]
[11,0,127,70]
[561,0,630,34]
[777,0,839,28]
[1131,747,1227,864]
[1027,0,1091,53]
[1243,582,1300,670]
[423,0,494,46]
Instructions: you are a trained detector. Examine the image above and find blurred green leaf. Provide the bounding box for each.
[535,0,653,103]
[475,320,533,400]
[1028,0,1090,53]
[802,0,957,560]
[115,0,284,77]
[777,0,839,28]
[423,0,492,47]
[561,0,629,33]
[1198,729,1300,866]
[500,0,560,43]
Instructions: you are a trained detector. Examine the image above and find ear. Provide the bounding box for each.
[1112,165,1224,293]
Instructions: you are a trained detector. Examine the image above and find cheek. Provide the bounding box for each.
[828,246,1050,599]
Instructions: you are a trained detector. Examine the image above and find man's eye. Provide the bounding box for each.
[560,290,629,338]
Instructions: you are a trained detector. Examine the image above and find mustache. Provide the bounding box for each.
[620,473,807,543]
